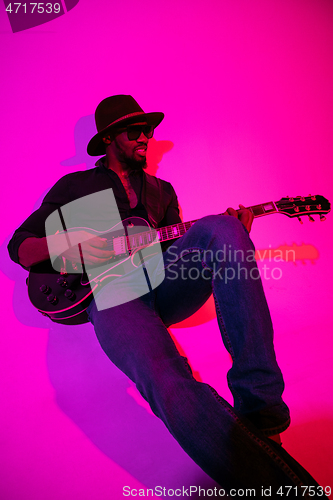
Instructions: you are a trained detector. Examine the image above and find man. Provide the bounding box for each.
[8,95,323,493]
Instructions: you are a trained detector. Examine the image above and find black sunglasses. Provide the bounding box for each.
[123,125,154,141]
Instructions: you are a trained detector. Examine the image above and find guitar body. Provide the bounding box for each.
[27,216,153,324]
[27,260,92,324]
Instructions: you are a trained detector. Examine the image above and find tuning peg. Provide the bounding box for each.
[297,217,303,224]
[308,215,315,222]
[320,215,326,221]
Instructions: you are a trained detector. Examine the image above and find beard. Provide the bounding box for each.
[124,156,148,171]
[113,137,148,172]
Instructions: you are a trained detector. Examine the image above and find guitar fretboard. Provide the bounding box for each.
[125,201,278,250]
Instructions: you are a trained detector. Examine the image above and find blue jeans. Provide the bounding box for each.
[87,215,321,492]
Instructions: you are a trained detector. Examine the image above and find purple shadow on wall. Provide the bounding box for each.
[3,0,80,33]
[64,0,79,11]
[1,113,218,496]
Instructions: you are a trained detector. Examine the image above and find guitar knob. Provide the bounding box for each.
[57,277,68,287]
[64,289,76,300]
[308,215,315,222]
[40,284,51,294]
[320,215,326,221]
[47,294,58,304]
[297,217,303,224]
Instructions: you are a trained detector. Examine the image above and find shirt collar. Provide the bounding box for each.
[96,156,143,178]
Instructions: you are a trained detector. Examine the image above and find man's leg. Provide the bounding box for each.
[155,214,290,436]
[87,292,321,492]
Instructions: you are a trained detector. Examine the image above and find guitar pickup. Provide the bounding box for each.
[113,237,127,255]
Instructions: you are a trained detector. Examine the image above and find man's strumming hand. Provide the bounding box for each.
[56,230,115,266]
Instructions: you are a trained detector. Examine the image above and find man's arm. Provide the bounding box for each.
[18,236,51,268]
[18,232,115,269]
[158,182,182,227]
[8,174,73,268]
[9,172,116,269]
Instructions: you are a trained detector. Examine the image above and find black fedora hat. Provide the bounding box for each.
[87,95,164,156]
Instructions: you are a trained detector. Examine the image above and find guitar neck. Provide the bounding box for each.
[124,193,330,250]
[146,201,277,244]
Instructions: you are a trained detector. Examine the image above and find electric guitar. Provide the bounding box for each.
[27,194,330,325]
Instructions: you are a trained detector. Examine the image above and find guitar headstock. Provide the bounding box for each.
[276,195,331,222]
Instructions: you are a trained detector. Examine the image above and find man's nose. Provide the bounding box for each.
[137,131,148,142]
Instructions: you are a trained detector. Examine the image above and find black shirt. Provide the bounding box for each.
[8,160,181,267]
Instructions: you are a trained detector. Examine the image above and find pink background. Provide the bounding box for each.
[1,0,333,497]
